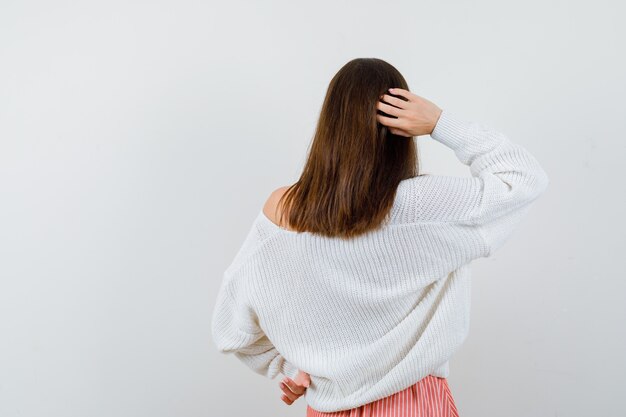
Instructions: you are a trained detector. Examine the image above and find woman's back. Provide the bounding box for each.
[211,109,549,413]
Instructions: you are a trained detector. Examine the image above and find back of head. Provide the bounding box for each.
[277,58,418,239]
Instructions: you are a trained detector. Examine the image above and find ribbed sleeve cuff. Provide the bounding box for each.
[280,357,300,380]
[430,109,473,151]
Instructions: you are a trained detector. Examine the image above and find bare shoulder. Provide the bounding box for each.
[262,186,291,228]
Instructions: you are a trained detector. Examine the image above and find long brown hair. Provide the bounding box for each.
[276,58,418,239]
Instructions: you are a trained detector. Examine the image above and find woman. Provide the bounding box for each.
[211,58,549,416]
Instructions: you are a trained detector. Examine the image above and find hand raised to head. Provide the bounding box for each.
[376,87,443,137]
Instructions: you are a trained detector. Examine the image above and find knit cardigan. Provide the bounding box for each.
[210,109,549,412]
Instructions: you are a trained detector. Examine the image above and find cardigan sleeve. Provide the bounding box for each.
[398,109,549,258]
[210,272,300,380]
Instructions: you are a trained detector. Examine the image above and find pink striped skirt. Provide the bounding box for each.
[306,375,459,417]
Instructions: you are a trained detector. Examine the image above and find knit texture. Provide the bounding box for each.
[211,109,549,412]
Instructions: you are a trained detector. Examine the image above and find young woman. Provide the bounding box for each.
[211,58,549,416]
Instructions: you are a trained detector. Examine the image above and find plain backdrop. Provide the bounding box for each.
[1,1,624,416]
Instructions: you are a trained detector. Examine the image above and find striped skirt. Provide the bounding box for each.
[306,375,459,417]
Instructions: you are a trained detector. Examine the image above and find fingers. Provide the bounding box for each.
[279,377,306,405]
[376,113,412,137]
[380,93,410,109]
[377,100,404,118]
[281,393,295,405]
[376,109,413,136]
[387,87,414,101]
[376,112,402,128]
[280,382,300,404]
[283,377,306,395]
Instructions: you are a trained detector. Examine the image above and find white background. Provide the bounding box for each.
[1,1,624,416]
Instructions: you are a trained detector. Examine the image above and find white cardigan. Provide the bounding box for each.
[211,109,549,412]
